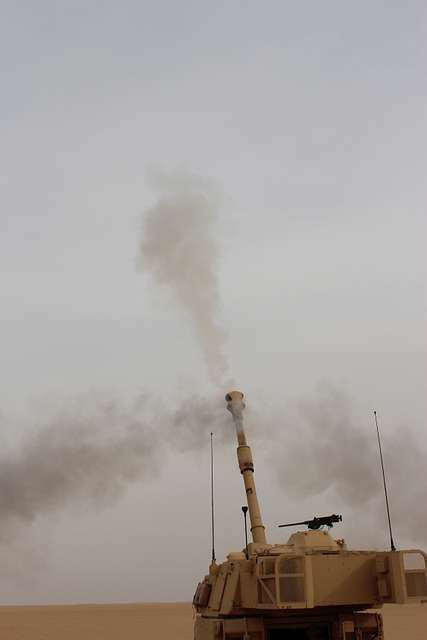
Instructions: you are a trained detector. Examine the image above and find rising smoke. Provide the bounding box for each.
[0,168,235,542]
[2,385,424,549]
[1,169,424,553]
[139,168,228,386]
[269,386,427,546]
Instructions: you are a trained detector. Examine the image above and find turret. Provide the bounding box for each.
[193,391,427,640]
[225,391,266,546]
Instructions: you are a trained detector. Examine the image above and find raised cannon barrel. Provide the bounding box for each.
[225,391,266,546]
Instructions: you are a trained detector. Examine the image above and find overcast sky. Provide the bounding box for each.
[1,1,426,604]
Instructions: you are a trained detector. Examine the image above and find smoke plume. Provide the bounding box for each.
[0,392,231,540]
[0,387,425,550]
[139,168,228,386]
[269,386,427,546]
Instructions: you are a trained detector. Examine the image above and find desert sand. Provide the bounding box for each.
[0,602,425,639]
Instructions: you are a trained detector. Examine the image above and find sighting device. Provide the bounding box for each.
[278,514,342,530]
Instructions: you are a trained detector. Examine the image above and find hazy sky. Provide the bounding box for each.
[1,1,426,603]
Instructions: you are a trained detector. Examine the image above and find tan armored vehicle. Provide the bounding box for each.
[193,391,427,640]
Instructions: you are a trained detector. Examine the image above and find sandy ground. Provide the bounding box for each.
[0,602,425,639]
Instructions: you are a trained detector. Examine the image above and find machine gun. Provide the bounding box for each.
[278,514,342,530]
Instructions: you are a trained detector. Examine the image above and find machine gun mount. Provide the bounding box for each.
[278,513,343,530]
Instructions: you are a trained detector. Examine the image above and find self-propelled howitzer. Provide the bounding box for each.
[193,391,427,640]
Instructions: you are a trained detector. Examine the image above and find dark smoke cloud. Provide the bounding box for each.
[0,394,157,538]
[0,392,232,541]
[138,168,228,386]
[171,393,233,451]
[269,386,427,545]
[0,387,424,550]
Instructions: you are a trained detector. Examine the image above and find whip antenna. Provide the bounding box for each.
[374,411,396,552]
[210,432,216,563]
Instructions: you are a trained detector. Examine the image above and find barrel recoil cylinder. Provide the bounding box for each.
[278,514,342,530]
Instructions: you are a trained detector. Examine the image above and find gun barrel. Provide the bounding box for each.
[278,520,310,529]
[225,391,267,546]
[278,514,342,530]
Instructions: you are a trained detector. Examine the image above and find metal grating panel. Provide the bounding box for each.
[258,577,276,604]
[406,571,427,597]
[279,576,305,603]
[278,557,304,574]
